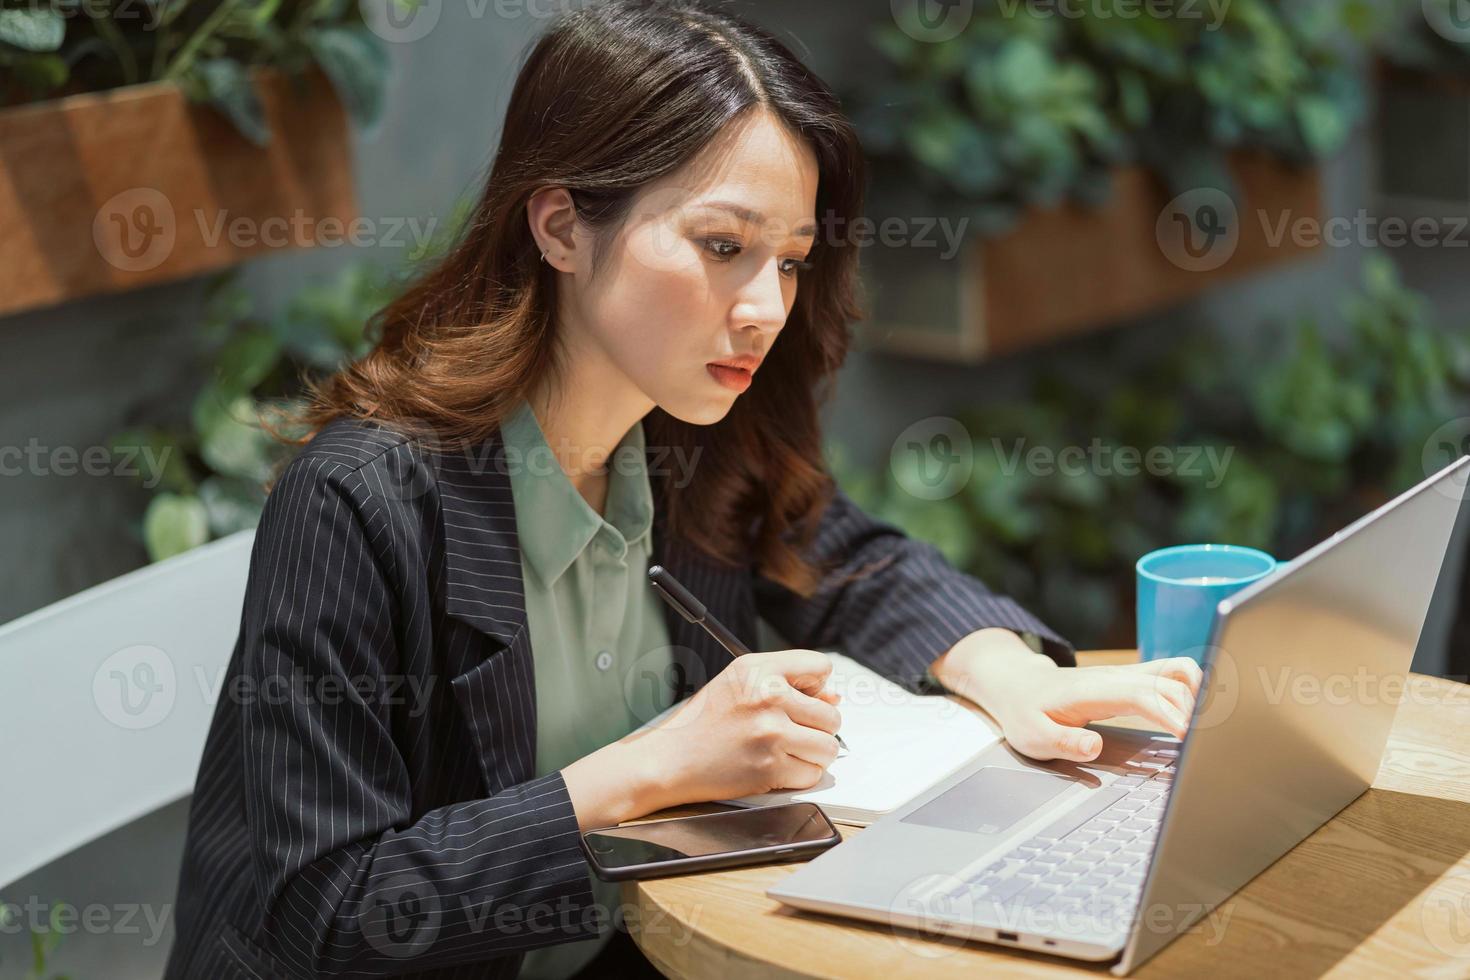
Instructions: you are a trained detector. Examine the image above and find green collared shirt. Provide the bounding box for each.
[501,399,674,980]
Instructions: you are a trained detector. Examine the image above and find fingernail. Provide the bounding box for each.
[1079,733,1100,756]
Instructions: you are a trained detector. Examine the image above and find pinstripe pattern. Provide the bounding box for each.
[162,416,1074,979]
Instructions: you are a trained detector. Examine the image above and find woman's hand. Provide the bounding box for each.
[642,649,844,803]
[562,649,844,829]
[930,629,1204,763]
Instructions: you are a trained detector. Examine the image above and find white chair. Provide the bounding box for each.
[0,530,254,889]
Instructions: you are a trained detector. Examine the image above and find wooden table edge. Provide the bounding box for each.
[619,649,1470,979]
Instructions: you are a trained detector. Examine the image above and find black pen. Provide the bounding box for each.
[647,564,848,752]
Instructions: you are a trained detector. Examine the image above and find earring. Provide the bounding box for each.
[540,251,549,263]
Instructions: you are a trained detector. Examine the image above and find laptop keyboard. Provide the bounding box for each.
[942,752,1178,925]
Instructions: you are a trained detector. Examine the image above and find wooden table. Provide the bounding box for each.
[620,650,1470,978]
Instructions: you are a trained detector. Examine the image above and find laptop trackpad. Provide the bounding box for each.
[901,766,1077,835]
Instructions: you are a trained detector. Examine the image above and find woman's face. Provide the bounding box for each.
[558,110,821,426]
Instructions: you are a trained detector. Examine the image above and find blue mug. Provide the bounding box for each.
[1136,544,1278,665]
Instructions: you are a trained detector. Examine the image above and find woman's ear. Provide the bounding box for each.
[526,186,582,272]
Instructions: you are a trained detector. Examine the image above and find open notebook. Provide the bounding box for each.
[636,652,1004,826]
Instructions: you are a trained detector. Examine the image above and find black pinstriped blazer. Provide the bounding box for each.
[162,416,1075,979]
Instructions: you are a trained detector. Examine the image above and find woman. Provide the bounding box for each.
[164,2,1201,978]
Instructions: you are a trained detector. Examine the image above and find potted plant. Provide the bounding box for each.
[0,0,388,318]
[108,198,465,561]
[847,0,1360,362]
[831,257,1470,648]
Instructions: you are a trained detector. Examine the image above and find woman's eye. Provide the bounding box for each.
[704,239,813,279]
[780,258,815,279]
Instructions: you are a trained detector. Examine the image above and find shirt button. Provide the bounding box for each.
[594,650,613,671]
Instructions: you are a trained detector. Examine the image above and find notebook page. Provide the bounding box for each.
[632,652,1004,824]
[718,653,1003,821]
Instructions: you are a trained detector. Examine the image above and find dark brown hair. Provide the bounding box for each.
[276,0,868,597]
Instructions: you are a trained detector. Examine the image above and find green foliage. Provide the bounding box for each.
[830,257,1470,646]
[0,898,72,979]
[111,198,468,561]
[854,0,1365,233]
[0,0,389,145]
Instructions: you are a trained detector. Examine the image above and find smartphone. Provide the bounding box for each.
[579,802,841,881]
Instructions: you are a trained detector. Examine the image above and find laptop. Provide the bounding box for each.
[767,454,1470,974]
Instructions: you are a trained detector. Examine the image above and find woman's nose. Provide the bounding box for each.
[732,259,790,335]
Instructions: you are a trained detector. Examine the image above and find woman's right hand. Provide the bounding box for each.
[644,649,844,805]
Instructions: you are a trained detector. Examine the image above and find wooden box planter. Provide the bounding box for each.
[0,68,356,319]
[859,151,1324,363]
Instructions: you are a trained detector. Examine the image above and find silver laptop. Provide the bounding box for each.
[768,455,1469,974]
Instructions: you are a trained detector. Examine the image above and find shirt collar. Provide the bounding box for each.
[500,398,654,586]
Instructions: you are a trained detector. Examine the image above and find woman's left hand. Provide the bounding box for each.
[931,630,1204,763]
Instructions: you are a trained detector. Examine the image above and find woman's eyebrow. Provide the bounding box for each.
[695,201,818,239]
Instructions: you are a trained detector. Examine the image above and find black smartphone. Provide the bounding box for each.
[579,802,841,882]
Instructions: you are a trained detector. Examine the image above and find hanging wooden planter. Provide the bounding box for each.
[859,151,1324,363]
[0,67,356,319]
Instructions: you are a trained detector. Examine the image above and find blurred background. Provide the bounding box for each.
[3,0,1470,975]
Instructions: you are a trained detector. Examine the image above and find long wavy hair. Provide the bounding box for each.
[275,0,868,597]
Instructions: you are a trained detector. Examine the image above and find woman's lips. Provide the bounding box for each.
[706,363,753,392]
